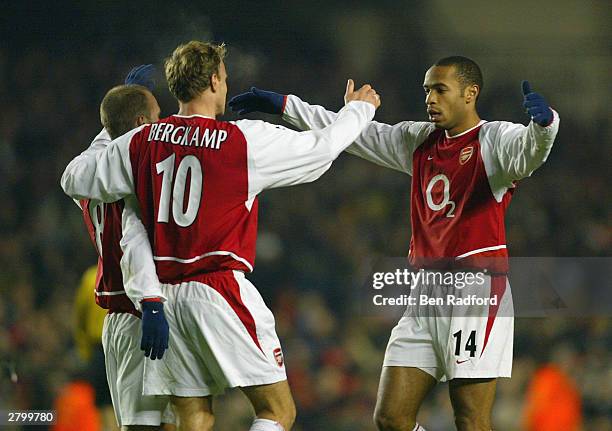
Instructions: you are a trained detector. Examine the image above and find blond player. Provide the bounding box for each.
[61,41,381,431]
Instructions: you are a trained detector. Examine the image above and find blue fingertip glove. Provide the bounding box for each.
[125,64,156,92]
[522,80,553,127]
[228,87,286,115]
[141,299,169,360]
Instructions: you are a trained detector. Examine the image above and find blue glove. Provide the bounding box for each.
[522,80,553,127]
[141,299,169,360]
[228,87,285,115]
[125,64,156,91]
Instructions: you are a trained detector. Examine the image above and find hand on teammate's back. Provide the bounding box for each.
[522,80,553,127]
[125,64,156,91]
[344,79,381,109]
[141,299,169,360]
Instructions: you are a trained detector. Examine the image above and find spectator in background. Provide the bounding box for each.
[0,13,609,429]
[523,364,582,430]
[73,265,117,431]
[52,380,101,431]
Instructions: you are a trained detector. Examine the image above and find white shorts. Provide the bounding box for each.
[102,312,175,427]
[143,270,287,397]
[383,274,513,381]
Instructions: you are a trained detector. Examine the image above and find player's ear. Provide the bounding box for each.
[135,115,147,127]
[210,73,220,93]
[465,84,479,104]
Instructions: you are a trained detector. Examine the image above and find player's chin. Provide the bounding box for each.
[430,118,447,128]
[428,113,445,126]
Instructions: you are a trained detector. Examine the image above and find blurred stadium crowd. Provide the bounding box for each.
[0,2,610,430]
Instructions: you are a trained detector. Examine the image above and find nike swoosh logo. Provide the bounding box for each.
[427,155,433,160]
[152,310,159,314]
[456,359,470,364]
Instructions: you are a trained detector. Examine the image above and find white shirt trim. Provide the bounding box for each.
[172,114,215,119]
[455,244,507,260]
[446,120,487,139]
[95,290,127,296]
[153,250,254,272]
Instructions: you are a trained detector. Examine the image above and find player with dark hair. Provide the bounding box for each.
[74,66,176,430]
[228,56,560,430]
[61,41,381,431]
[434,56,483,97]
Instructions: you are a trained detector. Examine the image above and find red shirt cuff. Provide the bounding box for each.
[141,297,163,303]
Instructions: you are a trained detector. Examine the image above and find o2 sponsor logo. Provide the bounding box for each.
[425,174,456,217]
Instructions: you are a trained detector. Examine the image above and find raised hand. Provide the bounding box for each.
[344,79,381,109]
[125,64,156,92]
[228,87,285,115]
[522,80,553,127]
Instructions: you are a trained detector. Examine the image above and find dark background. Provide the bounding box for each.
[0,1,610,429]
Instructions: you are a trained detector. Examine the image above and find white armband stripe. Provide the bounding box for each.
[455,245,507,260]
[95,290,127,296]
[153,250,254,272]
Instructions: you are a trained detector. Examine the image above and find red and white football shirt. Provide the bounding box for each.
[80,197,137,313]
[282,95,560,272]
[75,129,163,312]
[61,101,375,285]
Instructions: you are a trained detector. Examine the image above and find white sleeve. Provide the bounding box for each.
[282,94,434,175]
[236,100,375,195]
[68,129,111,209]
[480,110,560,201]
[89,128,112,151]
[60,126,144,202]
[72,128,112,160]
[119,197,165,311]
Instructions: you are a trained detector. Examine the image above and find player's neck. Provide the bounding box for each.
[446,112,481,138]
[177,97,217,119]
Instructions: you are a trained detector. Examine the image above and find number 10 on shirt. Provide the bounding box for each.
[156,154,203,227]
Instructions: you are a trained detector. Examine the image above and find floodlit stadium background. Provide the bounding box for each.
[1,1,610,430]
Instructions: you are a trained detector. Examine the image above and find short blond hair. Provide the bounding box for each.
[165,41,226,103]
[100,85,151,139]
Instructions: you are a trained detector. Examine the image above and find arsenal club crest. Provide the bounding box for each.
[273,348,284,367]
[459,146,474,165]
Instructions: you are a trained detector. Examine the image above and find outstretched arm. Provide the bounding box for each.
[236,80,380,195]
[480,81,560,202]
[491,81,559,184]
[229,85,433,174]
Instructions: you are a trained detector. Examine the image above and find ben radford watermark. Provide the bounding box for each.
[355,257,612,318]
[370,267,495,311]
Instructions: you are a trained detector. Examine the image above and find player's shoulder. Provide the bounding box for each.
[94,128,112,143]
[114,124,149,143]
[394,120,435,131]
[480,120,525,133]
[398,121,437,147]
[231,119,291,135]
[479,120,526,144]
[400,120,436,136]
